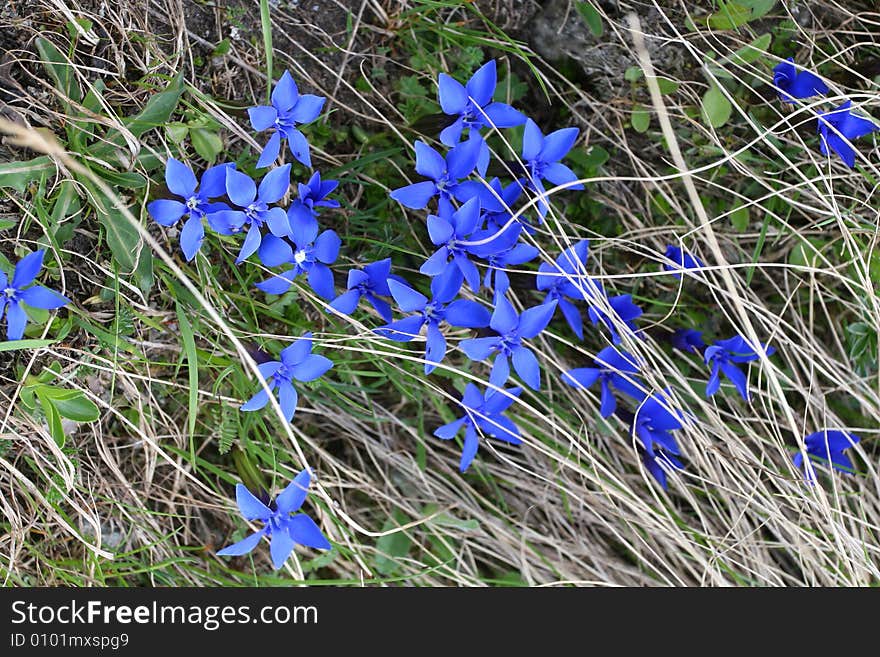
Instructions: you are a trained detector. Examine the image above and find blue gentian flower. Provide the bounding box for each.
[240,332,333,422]
[671,328,705,354]
[389,138,481,214]
[248,70,325,169]
[255,213,341,300]
[472,231,538,294]
[437,60,526,174]
[663,245,704,278]
[469,177,530,234]
[377,268,490,374]
[217,469,331,570]
[1,250,69,341]
[146,159,234,261]
[583,283,643,344]
[643,450,684,490]
[632,393,683,459]
[329,258,395,322]
[793,430,860,480]
[816,100,879,168]
[434,383,522,472]
[561,346,646,418]
[460,295,557,390]
[420,197,485,291]
[704,335,775,401]
[772,58,829,104]
[536,240,590,340]
[288,171,339,226]
[210,165,293,264]
[520,118,583,216]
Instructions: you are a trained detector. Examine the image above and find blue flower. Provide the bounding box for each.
[217,469,331,570]
[1,250,69,341]
[437,60,526,174]
[663,245,704,278]
[472,230,537,295]
[583,282,643,344]
[772,58,829,104]
[389,138,481,214]
[671,328,705,354]
[632,393,683,460]
[377,268,489,374]
[420,197,486,291]
[520,118,583,216]
[288,171,339,225]
[329,258,395,322]
[643,450,684,490]
[210,165,293,264]
[255,212,341,300]
[793,430,860,480]
[434,383,522,472]
[146,159,234,261]
[248,71,325,169]
[468,177,530,234]
[460,294,556,390]
[816,100,879,168]
[240,332,333,422]
[561,346,646,418]
[536,240,590,339]
[704,335,775,401]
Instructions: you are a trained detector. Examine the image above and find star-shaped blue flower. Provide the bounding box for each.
[217,469,331,570]
[663,245,705,278]
[434,383,522,472]
[772,58,829,104]
[420,197,488,291]
[377,268,490,374]
[329,258,396,322]
[248,71,325,169]
[520,118,583,216]
[146,159,235,261]
[1,250,69,341]
[816,100,878,168]
[536,240,590,340]
[671,328,705,354]
[460,294,556,390]
[562,346,646,418]
[389,138,481,214]
[704,335,775,401]
[240,332,333,422]
[793,430,860,481]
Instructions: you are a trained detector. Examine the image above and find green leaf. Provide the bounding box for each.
[655,77,679,94]
[165,122,189,143]
[80,178,141,273]
[35,37,82,105]
[0,157,55,193]
[576,1,603,37]
[730,33,772,66]
[124,73,185,139]
[631,105,650,133]
[35,388,66,447]
[190,128,224,163]
[739,0,776,19]
[375,510,413,575]
[701,84,733,128]
[0,339,56,353]
[176,304,199,455]
[708,2,752,30]
[50,392,100,422]
[624,66,643,83]
[731,203,750,231]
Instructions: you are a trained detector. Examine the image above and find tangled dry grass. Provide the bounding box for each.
[2,0,880,586]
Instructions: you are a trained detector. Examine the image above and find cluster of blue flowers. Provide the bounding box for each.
[772,58,878,167]
[138,57,871,570]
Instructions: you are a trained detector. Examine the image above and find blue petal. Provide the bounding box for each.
[165,158,197,198]
[720,361,749,401]
[290,94,325,124]
[241,388,271,412]
[445,299,490,328]
[490,295,519,334]
[287,514,332,550]
[248,105,278,131]
[511,345,541,390]
[258,361,282,379]
[216,529,266,557]
[460,336,498,361]
[599,380,616,418]
[377,315,425,342]
[291,354,333,382]
[430,264,464,302]
[281,335,312,366]
[271,70,299,109]
[424,322,446,374]
[12,250,45,288]
[367,295,393,323]
[460,423,480,472]
[147,199,186,226]
[207,210,245,234]
[482,387,521,414]
[414,141,446,181]
[226,168,257,207]
[542,162,583,190]
[446,137,481,180]
[313,230,341,264]
[287,128,312,168]
[388,279,428,312]
[561,367,600,389]
[454,253,481,292]
[179,214,205,261]
[269,529,296,570]
[256,269,298,295]
[258,235,294,267]
[787,69,829,100]
[236,223,263,264]
[235,483,273,520]
[390,181,436,209]
[489,353,511,387]
[466,59,496,107]
[200,162,235,198]
[439,117,466,146]
[539,126,579,163]
[427,214,455,245]
[434,416,467,440]
[521,119,544,161]
[5,302,27,341]
[20,285,68,310]
[420,248,451,277]
[483,102,526,128]
[257,163,292,204]
[278,381,299,422]
[256,131,283,169]
[329,289,361,315]
[276,469,311,514]
[438,73,468,114]
[558,298,583,340]
[307,264,336,299]
[518,300,557,339]
[289,203,319,246]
